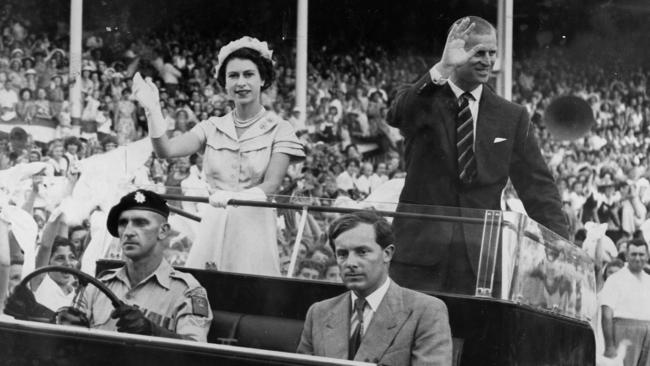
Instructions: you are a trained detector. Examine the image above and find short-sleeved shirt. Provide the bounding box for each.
[190,110,305,191]
[78,259,212,341]
[600,266,650,320]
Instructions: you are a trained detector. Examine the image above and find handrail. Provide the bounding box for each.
[160,194,489,225]
[160,194,569,254]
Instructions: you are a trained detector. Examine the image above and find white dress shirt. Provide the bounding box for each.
[350,277,391,336]
[600,266,650,320]
[429,64,483,140]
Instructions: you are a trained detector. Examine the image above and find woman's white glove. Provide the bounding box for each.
[208,187,267,208]
[132,72,166,138]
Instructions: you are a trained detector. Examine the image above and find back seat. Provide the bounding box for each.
[209,310,304,353]
[209,310,464,365]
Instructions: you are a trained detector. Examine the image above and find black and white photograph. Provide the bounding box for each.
[0,0,649,365]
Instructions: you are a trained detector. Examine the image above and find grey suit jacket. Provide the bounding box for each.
[296,281,452,366]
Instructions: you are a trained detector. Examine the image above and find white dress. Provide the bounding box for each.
[185,111,304,276]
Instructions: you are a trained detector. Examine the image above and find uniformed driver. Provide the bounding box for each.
[60,189,212,341]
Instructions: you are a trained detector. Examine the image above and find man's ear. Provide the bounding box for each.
[158,222,171,241]
[383,244,395,263]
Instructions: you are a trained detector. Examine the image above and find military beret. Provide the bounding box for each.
[106,190,170,237]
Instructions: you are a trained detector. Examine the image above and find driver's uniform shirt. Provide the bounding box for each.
[77,259,212,341]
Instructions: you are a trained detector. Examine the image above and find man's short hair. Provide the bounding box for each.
[328,211,394,252]
[450,15,495,36]
[627,238,648,252]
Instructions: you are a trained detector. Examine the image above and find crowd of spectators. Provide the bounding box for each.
[0,2,649,290]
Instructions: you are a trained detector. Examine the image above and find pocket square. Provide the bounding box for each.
[493,137,507,143]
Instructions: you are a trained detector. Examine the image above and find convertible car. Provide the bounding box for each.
[1,198,596,365]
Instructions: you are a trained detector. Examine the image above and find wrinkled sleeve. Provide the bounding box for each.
[272,120,305,162]
[174,286,213,342]
[189,119,210,147]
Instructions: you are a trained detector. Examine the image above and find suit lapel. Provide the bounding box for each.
[323,293,351,359]
[431,84,458,172]
[355,282,410,362]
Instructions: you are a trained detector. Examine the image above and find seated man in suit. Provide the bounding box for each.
[297,211,452,365]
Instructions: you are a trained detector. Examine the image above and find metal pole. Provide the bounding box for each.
[287,207,309,278]
[496,0,513,101]
[295,0,308,125]
[159,194,488,225]
[69,0,83,126]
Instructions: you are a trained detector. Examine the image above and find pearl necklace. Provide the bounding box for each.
[233,107,266,128]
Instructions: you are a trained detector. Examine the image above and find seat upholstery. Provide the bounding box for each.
[209,310,304,353]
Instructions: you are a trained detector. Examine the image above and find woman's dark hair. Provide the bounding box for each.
[296,258,325,278]
[328,211,394,252]
[189,153,201,165]
[602,259,624,281]
[216,47,275,91]
[50,236,77,260]
[63,136,81,150]
[19,88,32,99]
[344,144,359,156]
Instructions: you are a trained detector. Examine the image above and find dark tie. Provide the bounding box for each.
[457,92,477,184]
[348,297,366,360]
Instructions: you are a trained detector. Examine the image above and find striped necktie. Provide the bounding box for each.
[457,92,477,185]
[348,297,366,360]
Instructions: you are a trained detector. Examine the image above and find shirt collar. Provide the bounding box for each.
[622,265,650,281]
[351,277,391,312]
[109,259,173,290]
[448,79,482,102]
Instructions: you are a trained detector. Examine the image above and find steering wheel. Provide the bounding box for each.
[4,265,124,322]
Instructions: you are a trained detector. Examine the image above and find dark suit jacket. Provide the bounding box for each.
[296,281,452,366]
[387,73,569,267]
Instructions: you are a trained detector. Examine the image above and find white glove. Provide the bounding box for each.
[208,190,236,208]
[132,72,166,138]
[208,187,267,208]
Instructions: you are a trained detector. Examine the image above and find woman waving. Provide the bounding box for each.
[133,37,304,275]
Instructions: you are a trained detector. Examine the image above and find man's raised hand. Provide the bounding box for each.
[438,18,486,76]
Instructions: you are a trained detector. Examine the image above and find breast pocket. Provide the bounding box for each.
[482,135,513,177]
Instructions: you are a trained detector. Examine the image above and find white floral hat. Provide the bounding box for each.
[214,36,274,77]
